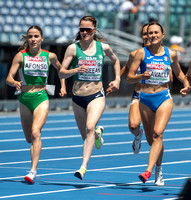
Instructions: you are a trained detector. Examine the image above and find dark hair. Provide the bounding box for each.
[149,17,158,23]
[75,16,106,42]
[141,23,149,36]
[141,23,149,47]
[147,22,164,33]
[18,25,43,51]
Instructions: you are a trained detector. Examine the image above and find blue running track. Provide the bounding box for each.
[0,108,191,200]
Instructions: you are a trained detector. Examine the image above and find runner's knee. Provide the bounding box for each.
[129,120,140,130]
[86,125,95,135]
[153,130,163,140]
[31,128,41,140]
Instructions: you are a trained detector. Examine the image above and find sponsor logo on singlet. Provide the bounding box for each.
[147,56,154,59]
[79,60,97,66]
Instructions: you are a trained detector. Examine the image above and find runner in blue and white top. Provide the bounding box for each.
[107,23,150,155]
[127,22,190,184]
[140,46,171,85]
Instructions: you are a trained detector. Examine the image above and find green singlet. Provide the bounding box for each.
[18,49,50,111]
[71,41,105,82]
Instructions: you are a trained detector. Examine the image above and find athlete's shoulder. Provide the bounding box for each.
[64,43,77,58]
[136,47,145,55]
[168,48,177,57]
[130,50,137,57]
[20,48,29,53]
[41,49,50,53]
[63,43,76,54]
[14,51,23,61]
[100,41,110,49]
[68,43,77,50]
[168,48,178,61]
[49,52,57,60]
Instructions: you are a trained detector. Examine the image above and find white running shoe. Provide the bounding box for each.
[132,128,143,154]
[155,166,164,186]
[24,170,37,184]
[95,126,104,149]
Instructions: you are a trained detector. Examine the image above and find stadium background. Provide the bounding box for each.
[0,0,191,103]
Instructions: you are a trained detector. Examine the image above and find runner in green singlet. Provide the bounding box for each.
[59,16,120,180]
[6,25,66,184]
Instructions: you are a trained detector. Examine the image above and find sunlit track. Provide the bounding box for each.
[1,148,191,166]
[0,110,191,200]
[1,137,191,153]
[1,125,191,134]
[0,160,191,180]
[1,115,191,126]
[1,159,191,179]
[0,176,188,199]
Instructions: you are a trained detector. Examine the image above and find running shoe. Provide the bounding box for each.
[74,166,87,180]
[24,170,37,184]
[95,126,104,149]
[132,128,143,154]
[155,166,164,186]
[139,170,151,183]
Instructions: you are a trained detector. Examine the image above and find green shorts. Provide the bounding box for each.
[18,89,49,112]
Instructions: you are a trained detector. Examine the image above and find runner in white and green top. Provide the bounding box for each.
[71,41,104,82]
[19,48,50,86]
[60,16,120,180]
[18,48,50,111]
[6,25,66,184]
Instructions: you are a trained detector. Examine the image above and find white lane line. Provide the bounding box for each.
[0,108,190,119]
[1,125,191,134]
[0,184,114,199]
[0,175,188,199]
[1,149,191,166]
[163,198,177,200]
[1,129,191,143]
[1,117,191,126]
[0,132,130,142]
[0,166,190,177]
[1,159,191,180]
[1,137,191,153]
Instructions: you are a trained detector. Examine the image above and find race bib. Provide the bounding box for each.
[24,56,48,77]
[145,62,170,85]
[78,59,102,81]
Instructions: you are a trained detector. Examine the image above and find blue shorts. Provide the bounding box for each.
[72,89,105,109]
[132,90,140,99]
[140,89,172,112]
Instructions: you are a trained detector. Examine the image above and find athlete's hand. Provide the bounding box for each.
[108,79,120,93]
[142,70,151,80]
[15,81,23,91]
[180,86,191,97]
[106,86,113,95]
[59,87,67,97]
[77,65,88,73]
